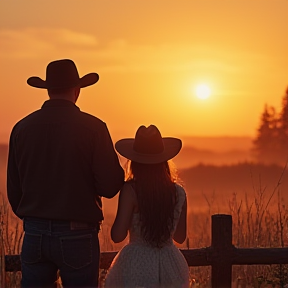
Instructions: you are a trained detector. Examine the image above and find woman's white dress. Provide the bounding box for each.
[104,184,190,288]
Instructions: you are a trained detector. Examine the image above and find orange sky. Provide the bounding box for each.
[0,0,287,144]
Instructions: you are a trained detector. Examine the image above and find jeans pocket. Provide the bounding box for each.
[21,233,42,264]
[60,234,92,269]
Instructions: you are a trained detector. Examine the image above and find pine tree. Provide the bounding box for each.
[277,88,288,163]
[253,87,288,165]
[252,104,279,164]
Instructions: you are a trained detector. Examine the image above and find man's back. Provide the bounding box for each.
[7,99,124,223]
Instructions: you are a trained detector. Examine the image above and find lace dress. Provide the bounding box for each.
[104,184,190,288]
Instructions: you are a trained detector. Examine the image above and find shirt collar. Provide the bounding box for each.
[41,99,80,110]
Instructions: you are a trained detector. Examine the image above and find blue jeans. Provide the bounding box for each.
[21,218,100,288]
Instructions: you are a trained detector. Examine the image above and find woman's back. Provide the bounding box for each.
[105,183,189,288]
[128,183,186,246]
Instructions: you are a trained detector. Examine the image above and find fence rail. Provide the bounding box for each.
[2,214,288,288]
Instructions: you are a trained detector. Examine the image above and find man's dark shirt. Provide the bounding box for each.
[7,99,124,223]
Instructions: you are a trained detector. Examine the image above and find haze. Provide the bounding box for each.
[0,0,287,144]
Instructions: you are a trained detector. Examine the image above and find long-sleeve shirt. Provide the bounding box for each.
[7,99,124,223]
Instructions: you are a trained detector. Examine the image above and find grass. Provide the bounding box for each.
[1,165,288,288]
[0,193,23,287]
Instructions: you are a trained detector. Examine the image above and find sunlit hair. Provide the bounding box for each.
[125,160,180,247]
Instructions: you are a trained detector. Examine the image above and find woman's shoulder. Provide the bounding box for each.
[175,183,186,196]
[121,180,137,200]
[175,183,187,206]
[122,180,136,190]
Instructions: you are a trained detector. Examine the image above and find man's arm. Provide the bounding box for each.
[92,123,124,198]
[7,130,23,217]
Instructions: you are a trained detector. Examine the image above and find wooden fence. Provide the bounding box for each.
[2,214,288,288]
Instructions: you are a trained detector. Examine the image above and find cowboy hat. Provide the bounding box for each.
[27,59,99,89]
[115,125,182,164]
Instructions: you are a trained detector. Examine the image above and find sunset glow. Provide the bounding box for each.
[0,4,288,281]
[0,1,287,142]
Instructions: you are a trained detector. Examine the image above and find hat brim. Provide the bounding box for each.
[27,73,99,89]
[115,137,182,164]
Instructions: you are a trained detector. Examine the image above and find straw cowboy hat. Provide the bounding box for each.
[115,125,182,164]
[27,59,99,89]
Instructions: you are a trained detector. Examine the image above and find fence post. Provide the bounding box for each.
[211,214,233,288]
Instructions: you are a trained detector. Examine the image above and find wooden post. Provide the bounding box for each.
[211,214,233,288]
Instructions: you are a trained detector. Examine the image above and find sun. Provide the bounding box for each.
[195,84,211,100]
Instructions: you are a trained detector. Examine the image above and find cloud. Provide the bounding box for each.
[0,27,268,77]
[0,27,99,59]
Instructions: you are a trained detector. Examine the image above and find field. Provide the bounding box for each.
[0,142,288,287]
[1,161,288,287]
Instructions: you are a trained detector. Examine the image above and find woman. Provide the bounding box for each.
[105,125,189,288]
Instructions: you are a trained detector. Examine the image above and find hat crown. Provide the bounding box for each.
[46,59,80,89]
[133,125,164,154]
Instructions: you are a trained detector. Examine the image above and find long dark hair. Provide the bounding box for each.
[126,160,178,247]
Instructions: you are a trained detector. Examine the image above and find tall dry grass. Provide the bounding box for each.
[183,165,288,288]
[1,168,288,288]
[0,192,23,287]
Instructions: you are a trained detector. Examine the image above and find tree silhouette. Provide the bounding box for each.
[253,88,288,165]
[278,88,288,160]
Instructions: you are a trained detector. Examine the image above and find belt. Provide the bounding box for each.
[24,217,100,231]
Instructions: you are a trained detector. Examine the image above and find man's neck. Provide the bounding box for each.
[49,95,76,104]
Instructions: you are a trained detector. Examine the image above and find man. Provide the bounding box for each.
[7,59,124,288]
